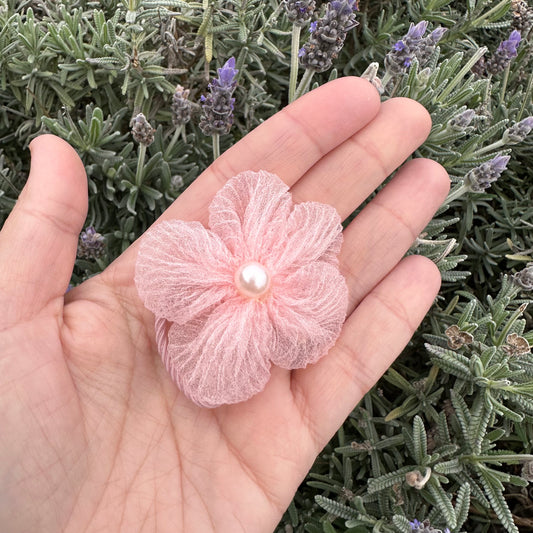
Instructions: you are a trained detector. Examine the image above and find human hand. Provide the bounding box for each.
[0,78,449,532]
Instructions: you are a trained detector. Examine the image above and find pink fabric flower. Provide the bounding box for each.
[135,170,348,407]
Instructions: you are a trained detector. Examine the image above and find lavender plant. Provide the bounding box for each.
[199,56,238,159]
[1,0,532,531]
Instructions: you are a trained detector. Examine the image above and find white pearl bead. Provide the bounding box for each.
[235,262,270,298]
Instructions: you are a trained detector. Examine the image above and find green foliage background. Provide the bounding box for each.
[1,0,532,531]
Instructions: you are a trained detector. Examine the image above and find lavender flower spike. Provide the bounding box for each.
[409,518,451,533]
[78,226,105,260]
[448,108,476,131]
[487,30,521,75]
[465,154,510,192]
[385,21,445,77]
[199,57,238,136]
[299,0,359,73]
[171,84,192,127]
[498,29,521,56]
[131,113,155,146]
[503,116,533,144]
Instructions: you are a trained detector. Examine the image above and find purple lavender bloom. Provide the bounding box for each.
[199,57,238,136]
[309,20,318,32]
[78,226,105,260]
[487,30,521,74]
[299,0,359,72]
[283,0,316,26]
[394,40,406,51]
[215,57,238,87]
[497,29,521,56]
[449,108,476,131]
[407,20,428,39]
[465,154,511,192]
[171,84,191,127]
[385,21,444,77]
[131,113,155,146]
[409,519,422,530]
[503,116,533,143]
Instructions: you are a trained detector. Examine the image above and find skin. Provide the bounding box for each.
[0,77,450,533]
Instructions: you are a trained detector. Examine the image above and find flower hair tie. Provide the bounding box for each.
[135,170,348,407]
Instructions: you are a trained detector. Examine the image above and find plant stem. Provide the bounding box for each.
[440,183,470,208]
[293,68,314,100]
[212,133,220,160]
[164,125,183,159]
[289,25,302,104]
[518,71,533,121]
[499,63,510,106]
[471,139,505,157]
[135,143,147,186]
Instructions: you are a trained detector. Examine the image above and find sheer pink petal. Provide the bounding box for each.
[272,201,343,273]
[208,170,293,264]
[135,220,236,325]
[166,299,273,407]
[268,262,348,369]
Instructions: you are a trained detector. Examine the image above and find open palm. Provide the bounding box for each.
[0,78,449,533]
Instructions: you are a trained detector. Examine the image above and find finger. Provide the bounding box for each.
[291,255,441,450]
[340,157,449,312]
[0,135,88,323]
[290,98,432,217]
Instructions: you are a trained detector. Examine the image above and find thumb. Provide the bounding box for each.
[0,134,88,325]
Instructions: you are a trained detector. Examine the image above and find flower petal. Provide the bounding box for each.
[268,262,348,369]
[272,201,343,272]
[208,170,293,264]
[166,299,273,407]
[135,220,236,324]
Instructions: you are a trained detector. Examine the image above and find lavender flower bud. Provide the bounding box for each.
[199,57,238,136]
[514,262,533,290]
[464,154,510,192]
[502,116,533,144]
[448,108,476,131]
[360,62,383,93]
[283,0,316,26]
[131,113,155,146]
[511,0,533,37]
[170,174,184,191]
[487,30,521,75]
[405,467,431,490]
[299,0,359,73]
[78,226,105,260]
[409,519,450,533]
[171,85,192,127]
